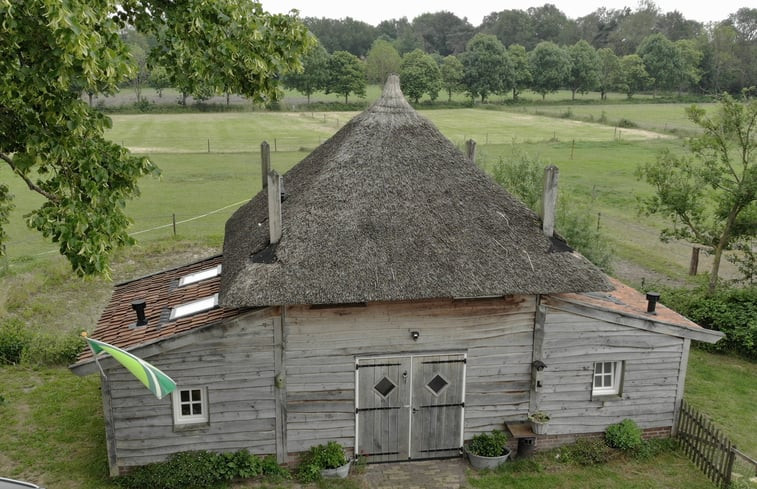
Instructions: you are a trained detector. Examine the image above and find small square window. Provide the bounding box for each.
[173,387,208,426]
[592,361,623,397]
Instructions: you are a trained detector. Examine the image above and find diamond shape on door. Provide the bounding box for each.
[374,376,397,398]
[426,373,449,396]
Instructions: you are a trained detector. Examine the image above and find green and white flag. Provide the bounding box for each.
[85,337,176,399]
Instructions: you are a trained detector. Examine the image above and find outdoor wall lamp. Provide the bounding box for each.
[411,331,420,341]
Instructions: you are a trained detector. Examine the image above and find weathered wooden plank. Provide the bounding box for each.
[286,400,355,413]
[672,338,690,436]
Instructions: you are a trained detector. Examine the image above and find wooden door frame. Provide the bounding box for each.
[354,351,467,461]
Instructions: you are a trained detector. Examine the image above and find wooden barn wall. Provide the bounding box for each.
[106,310,277,469]
[537,305,685,434]
[283,296,536,455]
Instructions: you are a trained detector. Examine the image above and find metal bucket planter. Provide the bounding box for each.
[321,459,352,479]
[466,447,511,470]
[531,420,548,435]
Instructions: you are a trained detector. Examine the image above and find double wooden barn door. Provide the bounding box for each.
[355,353,465,462]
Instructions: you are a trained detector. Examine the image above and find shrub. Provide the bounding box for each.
[0,319,32,365]
[21,331,84,366]
[633,437,678,460]
[115,449,285,489]
[468,430,510,458]
[296,441,348,483]
[616,118,638,128]
[605,419,643,451]
[557,438,613,465]
[655,285,756,359]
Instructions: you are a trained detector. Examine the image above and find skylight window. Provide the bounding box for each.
[170,294,219,320]
[178,265,222,287]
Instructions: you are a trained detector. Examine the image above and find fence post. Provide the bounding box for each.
[172,213,176,237]
[689,247,700,275]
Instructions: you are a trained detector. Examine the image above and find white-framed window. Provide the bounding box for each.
[169,294,219,320]
[178,265,222,287]
[172,387,208,425]
[592,361,623,396]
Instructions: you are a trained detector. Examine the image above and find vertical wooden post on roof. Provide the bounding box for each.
[542,165,559,238]
[267,170,282,244]
[261,141,271,190]
[466,139,476,164]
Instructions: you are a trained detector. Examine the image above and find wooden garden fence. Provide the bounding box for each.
[676,399,757,488]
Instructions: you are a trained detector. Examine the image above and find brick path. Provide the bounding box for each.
[356,458,469,489]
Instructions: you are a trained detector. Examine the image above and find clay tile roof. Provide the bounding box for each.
[558,277,712,333]
[220,74,611,308]
[74,255,248,365]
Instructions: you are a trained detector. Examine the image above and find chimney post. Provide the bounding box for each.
[267,170,282,244]
[542,165,559,238]
[261,141,271,190]
[466,139,476,164]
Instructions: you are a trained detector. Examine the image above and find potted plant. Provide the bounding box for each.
[296,441,352,482]
[528,411,550,435]
[465,430,511,469]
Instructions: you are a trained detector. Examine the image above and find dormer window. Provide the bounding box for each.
[170,294,219,320]
[178,265,222,287]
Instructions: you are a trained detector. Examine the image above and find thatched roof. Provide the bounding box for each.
[220,75,611,307]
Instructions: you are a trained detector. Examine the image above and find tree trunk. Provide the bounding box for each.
[344,93,348,104]
[572,88,576,100]
[708,206,741,294]
[448,89,452,102]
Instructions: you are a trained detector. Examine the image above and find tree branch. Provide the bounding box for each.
[0,151,60,203]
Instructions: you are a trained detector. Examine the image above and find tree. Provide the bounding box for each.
[325,51,366,103]
[283,43,330,104]
[674,39,703,95]
[440,55,464,102]
[399,49,441,103]
[597,48,621,100]
[507,44,532,101]
[148,65,171,98]
[365,39,402,85]
[608,1,661,55]
[527,4,577,46]
[0,0,313,276]
[460,34,510,103]
[479,9,536,50]
[567,40,600,100]
[411,11,474,56]
[637,33,682,96]
[618,54,652,99]
[528,41,571,100]
[636,94,757,293]
[304,17,376,57]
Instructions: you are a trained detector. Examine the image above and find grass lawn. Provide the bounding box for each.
[468,451,716,489]
[685,348,757,455]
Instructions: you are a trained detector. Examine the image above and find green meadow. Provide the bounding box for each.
[3,101,735,285]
